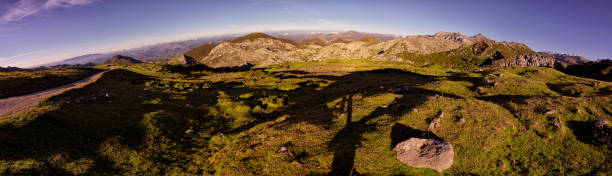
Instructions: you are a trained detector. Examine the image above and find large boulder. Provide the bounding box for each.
[394,138,454,173]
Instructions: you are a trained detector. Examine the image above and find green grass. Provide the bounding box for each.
[0,68,102,98]
[1,61,610,175]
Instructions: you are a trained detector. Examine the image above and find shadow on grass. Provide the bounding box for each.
[566,120,596,145]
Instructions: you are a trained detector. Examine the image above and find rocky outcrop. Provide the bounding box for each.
[593,120,611,148]
[168,54,198,65]
[493,53,556,68]
[201,38,299,67]
[394,138,454,173]
[540,52,590,66]
[432,31,490,45]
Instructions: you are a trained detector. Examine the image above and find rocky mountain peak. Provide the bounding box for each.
[432,31,490,44]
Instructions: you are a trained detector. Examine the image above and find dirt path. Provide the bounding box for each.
[0,70,110,118]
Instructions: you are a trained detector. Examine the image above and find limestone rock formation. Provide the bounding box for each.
[493,53,556,68]
[169,54,198,65]
[394,138,454,173]
[432,31,490,45]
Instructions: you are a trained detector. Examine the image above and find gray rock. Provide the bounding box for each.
[169,54,198,65]
[428,110,444,131]
[493,53,556,68]
[593,120,611,148]
[482,78,491,85]
[552,117,562,130]
[394,138,454,173]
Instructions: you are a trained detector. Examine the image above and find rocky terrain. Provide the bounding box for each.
[188,31,565,71]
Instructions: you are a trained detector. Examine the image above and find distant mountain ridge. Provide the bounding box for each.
[101,55,143,65]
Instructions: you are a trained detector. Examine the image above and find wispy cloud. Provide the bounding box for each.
[0,52,34,65]
[0,0,99,24]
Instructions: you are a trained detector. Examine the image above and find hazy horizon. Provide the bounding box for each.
[1,0,611,67]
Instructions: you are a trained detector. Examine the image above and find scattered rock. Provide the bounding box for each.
[477,87,485,93]
[482,78,491,85]
[455,116,465,123]
[412,108,418,113]
[497,73,504,77]
[185,128,194,134]
[493,82,498,87]
[593,120,611,148]
[427,110,444,131]
[593,82,602,87]
[552,117,562,130]
[545,110,555,115]
[427,95,439,99]
[394,138,454,173]
[105,93,110,98]
[500,162,507,171]
[277,146,288,154]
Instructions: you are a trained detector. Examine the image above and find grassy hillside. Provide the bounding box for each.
[101,55,143,65]
[184,44,218,60]
[1,61,610,175]
[0,68,102,98]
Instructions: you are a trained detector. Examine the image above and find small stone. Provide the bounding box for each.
[545,110,555,115]
[498,73,504,77]
[500,162,507,171]
[428,110,444,131]
[185,128,193,134]
[482,78,491,85]
[493,82,498,86]
[105,93,110,97]
[458,117,465,123]
[65,101,70,104]
[277,146,288,153]
[552,117,562,130]
[413,108,418,113]
[427,95,439,99]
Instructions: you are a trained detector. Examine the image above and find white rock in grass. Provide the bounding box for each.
[394,138,454,173]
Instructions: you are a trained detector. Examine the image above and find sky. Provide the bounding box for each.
[1,0,611,67]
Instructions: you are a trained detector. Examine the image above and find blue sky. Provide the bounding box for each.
[1,0,611,67]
